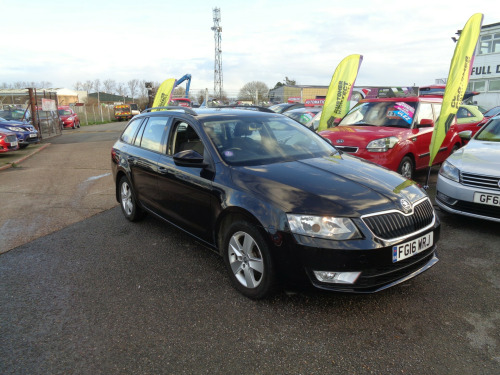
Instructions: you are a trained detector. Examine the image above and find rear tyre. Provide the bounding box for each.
[118,176,144,221]
[222,220,277,299]
[398,156,414,180]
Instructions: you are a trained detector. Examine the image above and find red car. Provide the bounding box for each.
[169,98,192,107]
[319,96,463,180]
[0,128,19,153]
[58,106,80,129]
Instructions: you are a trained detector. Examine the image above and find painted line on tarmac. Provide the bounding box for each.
[85,173,111,182]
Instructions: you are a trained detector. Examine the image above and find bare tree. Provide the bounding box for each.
[40,81,52,88]
[173,86,186,98]
[238,81,269,104]
[74,81,83,90]
[103,79,116,94]
[82,80,93,92]
[116,83,127,101]
[138,80,148,98]
[94,79,101,94]
[127,79,139,101]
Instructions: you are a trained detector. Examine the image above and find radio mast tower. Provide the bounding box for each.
[211,8,223,100]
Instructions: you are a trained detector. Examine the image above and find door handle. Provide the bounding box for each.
[158,166,169,174]
[127,157,136,163]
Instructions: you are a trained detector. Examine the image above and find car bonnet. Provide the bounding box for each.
[447,140,500,176]
[230,154,426,217]
[319,126,410,146]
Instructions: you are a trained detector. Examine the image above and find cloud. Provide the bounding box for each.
[0,0,498,97]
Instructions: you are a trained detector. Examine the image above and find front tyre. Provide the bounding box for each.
[398,156,414,180]
[118,176,144,221]
[222,221,277,299]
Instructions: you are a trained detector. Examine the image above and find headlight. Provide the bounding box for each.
[6,126,24,132]
[439,160,460,183]
[366,136,399,152]
[287,214,361,240]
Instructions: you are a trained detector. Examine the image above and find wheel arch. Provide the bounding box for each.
[214,207,266,256]
[115,170,128,202]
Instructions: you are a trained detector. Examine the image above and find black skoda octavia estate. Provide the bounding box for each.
[111,106,440,299]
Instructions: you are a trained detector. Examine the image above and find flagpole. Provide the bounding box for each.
[423,166,432,190]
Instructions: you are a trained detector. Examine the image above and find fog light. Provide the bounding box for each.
[437,191,458,206]
[313,271,361,284]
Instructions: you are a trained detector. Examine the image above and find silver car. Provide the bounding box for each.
[436,115,500,222]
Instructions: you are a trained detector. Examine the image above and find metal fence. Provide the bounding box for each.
[73,104,115,125]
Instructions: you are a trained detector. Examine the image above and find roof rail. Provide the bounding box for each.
[141,106,197,115]
[211,105,275,113]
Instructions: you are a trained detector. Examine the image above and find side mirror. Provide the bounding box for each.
[418,119,434,128]
[173,149,207,168]
[458,130,472,140]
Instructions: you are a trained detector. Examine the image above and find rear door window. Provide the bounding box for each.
[135,117,170,153]
[121,118,144,144]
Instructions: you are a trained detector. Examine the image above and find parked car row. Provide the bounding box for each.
[0,115,40,152]
[0,106,82,155]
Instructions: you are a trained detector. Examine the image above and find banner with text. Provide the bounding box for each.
[152,78,176,110]
[429,13,483,166]
[318,54,363,132]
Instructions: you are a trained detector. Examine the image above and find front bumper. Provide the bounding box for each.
[436,175,500,222]
[18,133,40,145]
[274,217,440,293]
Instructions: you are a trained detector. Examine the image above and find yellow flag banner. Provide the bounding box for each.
[152,78,176,111]
[317,54,363,132]
[428,13,483,166]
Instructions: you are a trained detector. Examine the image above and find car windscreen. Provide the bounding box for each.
[202,116,337,166]
[483,106,500,118]
[475,118,500,142]
[58,110,72,115]
[339,101,417,129]
[284,110,320,125]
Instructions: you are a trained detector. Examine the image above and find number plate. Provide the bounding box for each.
[392,232,433,262]
[29,133,37,138]
[11,141,18,147]
[473,192,500,207]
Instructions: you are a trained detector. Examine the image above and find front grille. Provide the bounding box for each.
[335,145,359,153]
[461,172,500,191]
[6,135,17,143]
[362,199,434,240]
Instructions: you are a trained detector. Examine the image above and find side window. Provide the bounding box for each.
[138,117,170,153]
[170,121,204,156]
[415,103,433,125]
[121,118,143,144]
[456,107,474,119]
[433,104,442,121]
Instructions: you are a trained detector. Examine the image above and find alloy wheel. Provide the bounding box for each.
[228,231,264,289]
[120,181,133,216]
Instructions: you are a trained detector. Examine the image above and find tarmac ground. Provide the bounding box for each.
[0,123,124,254]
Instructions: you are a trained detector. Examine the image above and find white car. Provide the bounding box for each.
[436,115,500,222]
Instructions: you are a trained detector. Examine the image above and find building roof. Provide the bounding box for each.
[88,92,134,102]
